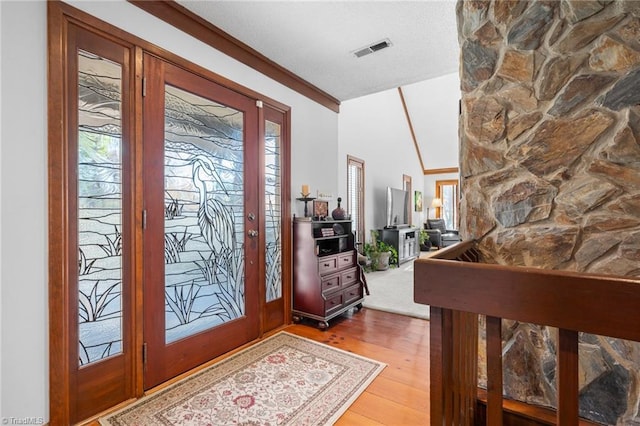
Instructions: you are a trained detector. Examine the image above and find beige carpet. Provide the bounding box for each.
[362,256,431,320]
[100,332,386,426]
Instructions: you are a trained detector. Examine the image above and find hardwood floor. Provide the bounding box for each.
[85,308,430,425]
[287,308,430,425]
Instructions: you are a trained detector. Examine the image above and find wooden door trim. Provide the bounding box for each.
[48,4,71,423]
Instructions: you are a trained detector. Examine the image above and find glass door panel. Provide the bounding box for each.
[163,85,245,343]
[77,49,124,365]
[264,120,282,302]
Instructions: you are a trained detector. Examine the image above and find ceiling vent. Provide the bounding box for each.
[352,38,393,58]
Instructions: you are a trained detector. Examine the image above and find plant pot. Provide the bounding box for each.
[374,251,391,271]
[420,241,432,251]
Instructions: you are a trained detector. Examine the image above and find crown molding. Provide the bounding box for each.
[128,0,341,113]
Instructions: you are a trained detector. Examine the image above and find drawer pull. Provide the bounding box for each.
[323,263,330,267]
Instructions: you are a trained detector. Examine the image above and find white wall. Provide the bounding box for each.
[1,1,48,421]
[404,73,461,228]
[0,0,338,421]
[403,73,460,171]
[0,0,3,418]
[338,88,425,241]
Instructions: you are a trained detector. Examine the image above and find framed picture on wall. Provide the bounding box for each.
[313,200,329,219]
[414,190,423,212]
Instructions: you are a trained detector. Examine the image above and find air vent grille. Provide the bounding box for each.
[352,38,392,58]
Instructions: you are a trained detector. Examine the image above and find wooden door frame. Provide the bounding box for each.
[48,2,291,423]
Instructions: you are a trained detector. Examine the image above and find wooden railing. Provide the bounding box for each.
[414,241,640,425]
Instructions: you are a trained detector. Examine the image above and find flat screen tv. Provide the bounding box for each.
[385,187,409,228]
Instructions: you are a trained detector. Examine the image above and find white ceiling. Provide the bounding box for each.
[175,0,460,102]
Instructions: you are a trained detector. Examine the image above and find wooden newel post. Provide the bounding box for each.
[430,306,478,425]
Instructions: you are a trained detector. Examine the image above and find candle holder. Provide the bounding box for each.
[296,196,316,217]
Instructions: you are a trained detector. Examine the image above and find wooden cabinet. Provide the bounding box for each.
[292,218,364,329]
[379,227,419,264]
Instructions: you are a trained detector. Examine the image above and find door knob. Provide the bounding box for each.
[248,229,259,238]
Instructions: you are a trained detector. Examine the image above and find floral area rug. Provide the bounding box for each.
[100,332,386,425]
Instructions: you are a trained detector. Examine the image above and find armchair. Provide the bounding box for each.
[424,218,461,249]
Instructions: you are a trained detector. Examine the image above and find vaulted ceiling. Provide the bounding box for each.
[172,0,461,171]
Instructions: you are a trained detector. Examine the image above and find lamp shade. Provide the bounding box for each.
[431,198,443,208]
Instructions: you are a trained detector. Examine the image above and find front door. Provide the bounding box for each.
[143,55,260,388]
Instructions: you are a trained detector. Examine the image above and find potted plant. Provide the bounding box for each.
[419,229,432,251]
[364,230,398,271]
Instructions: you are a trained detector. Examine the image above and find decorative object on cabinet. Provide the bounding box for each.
[296,196,316,217]
[331,197,346,220]
[312,199,328,219]
[292,218,365,329]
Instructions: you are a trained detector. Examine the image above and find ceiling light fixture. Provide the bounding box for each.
[352,38,393,58]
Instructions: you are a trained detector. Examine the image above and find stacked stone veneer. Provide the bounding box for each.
[457,1,640,424]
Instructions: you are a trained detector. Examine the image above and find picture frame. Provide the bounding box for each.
[414,190,423,212]
[313,200,329,219]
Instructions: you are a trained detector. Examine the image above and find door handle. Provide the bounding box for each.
[248,229,259,238]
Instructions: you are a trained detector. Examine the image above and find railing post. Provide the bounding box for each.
[558,329,579,425]
[429,306,446,424]
[486,316,503,425]
[429,306,477,425]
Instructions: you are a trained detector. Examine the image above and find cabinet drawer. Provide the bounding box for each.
[324,292,343,316]
[343,284,363,305]
[337,252,354,269]
[341,267,358,287]
[318,256,338,275]
[321,273,340,294]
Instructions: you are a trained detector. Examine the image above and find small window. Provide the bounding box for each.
[435,179,459,230]
[347,156,365,249]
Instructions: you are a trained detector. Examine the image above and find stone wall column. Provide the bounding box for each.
[457,1,640,424]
